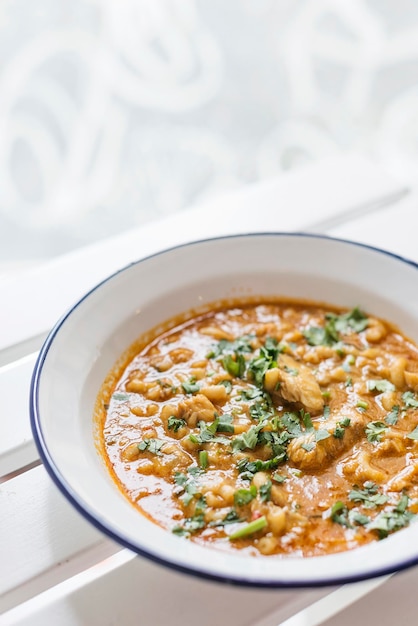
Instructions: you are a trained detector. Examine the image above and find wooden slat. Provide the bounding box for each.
[1,548,330,626]
[0,355,38,477]
[319,567,418,626]
[0,465,119,613]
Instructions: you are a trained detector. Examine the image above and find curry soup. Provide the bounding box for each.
[97,300,418,557]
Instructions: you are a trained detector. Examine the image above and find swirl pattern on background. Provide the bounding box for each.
[0,0,416,265]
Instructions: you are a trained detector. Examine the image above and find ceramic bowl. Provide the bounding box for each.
[30,233,418,587]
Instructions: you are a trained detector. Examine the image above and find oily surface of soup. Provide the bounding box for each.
[97,300,418,557]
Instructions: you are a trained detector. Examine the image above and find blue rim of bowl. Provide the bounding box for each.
[30,231,418,588]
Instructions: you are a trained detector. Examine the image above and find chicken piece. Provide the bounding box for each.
[287,411,366,472]
[178,393,217,427]
[266,354,324,415]
[342,450,387,484]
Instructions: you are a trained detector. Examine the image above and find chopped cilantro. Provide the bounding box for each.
[351,512,370,525]
[280,412,302,437]
[234,484,257,507]
[303,326,336,347]
[216,413,235,433]
[367,379,395,393]
[206,335,254,359]
[249,397,274,422]
[232,423,264,451]
[209,510,245,527]
[167,416,186,432]
[240,387,264,401]
[192,419,231,445]
[172,513,206,537]
[301,442,315,452]
[237,457,282,479]
[315,429,330,442]
[367,495,415,539]
[329,501,351,527]
[247,355,271,387]
[259,479,272,503]
[181,378,200,394]
[304,308,368,347]
[263,337,282,361]
[333,417,351,439]
[272,473,287,483]
[217,380,232,393]
[365,421,388,443]
[329,307,369,333]
[173,469,205,507]
[385,405,400,426]
[112,392,130,401]
[138,438,165,456]
[348,482,388,508]
[403,391,418,408]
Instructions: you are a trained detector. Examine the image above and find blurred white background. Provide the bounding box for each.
[1,0,417,272]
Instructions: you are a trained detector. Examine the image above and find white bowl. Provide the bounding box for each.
[30,233,418,587]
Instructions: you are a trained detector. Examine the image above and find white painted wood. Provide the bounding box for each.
[329,189,418,263]
[1,549,331,626]
[0,354,38,477]
[319,566,418,626]
[0,155,405,353]
[0,464,119,611]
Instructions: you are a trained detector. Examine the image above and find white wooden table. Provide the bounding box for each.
[2,154,418,626]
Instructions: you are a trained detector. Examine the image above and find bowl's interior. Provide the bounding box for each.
[32,233,418,586]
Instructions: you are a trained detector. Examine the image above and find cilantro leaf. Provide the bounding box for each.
[259,479,272,503]
[315,429,330,442]
[301,442,315,452]
[234,484,257,507]
[403,391,418,408]
[348,482,388,508]
[216,413,235,433]
[167,416,186,432]
[206,335,254,359]
[209,510,245,527]
[172,513,206,537]
[217,380,232,393]
[138,438,165,456]
[367,496,415,539]
[236,456,282,479]
[181,378,200,394]
[303,326,336,347]
[365,421,388,443]
[112,392,130,401]
[329,501,351,527]
[367,379,395,393]
[280,412,302,437]
[232,423,264,451]
[385,405,400,426]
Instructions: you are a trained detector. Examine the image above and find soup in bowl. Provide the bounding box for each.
[30,233,418,586]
